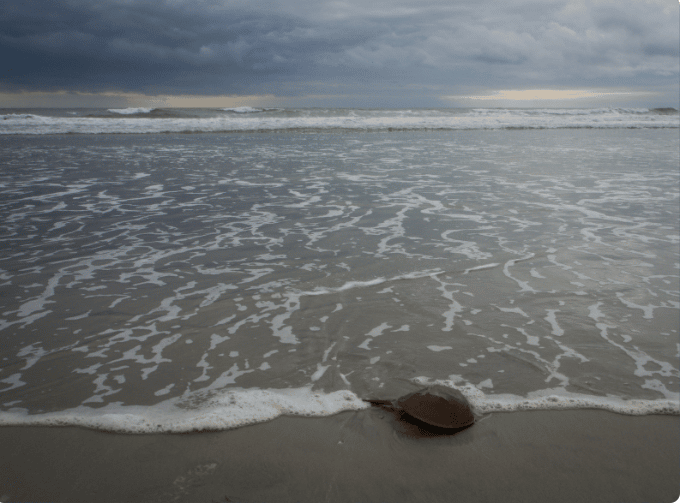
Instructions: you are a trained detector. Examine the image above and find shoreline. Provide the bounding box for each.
[1,408,678,503]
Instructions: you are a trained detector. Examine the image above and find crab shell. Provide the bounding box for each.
[396,385,475,429]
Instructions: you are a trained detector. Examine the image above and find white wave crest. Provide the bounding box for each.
[222,106,262,113]
[108,107,154,115]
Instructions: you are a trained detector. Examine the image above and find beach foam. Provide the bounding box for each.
[0,386,370,433]
[412,377,679,416]
[0,381,676,434]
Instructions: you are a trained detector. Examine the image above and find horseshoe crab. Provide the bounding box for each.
[365,385,475,435]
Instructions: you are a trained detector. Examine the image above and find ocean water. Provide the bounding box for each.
[0,107,678,433]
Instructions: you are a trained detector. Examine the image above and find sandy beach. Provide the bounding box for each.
[1,408,678,503]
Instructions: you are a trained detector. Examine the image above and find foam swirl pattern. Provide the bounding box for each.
[0,127,678,432]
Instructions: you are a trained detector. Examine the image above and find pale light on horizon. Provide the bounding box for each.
[0,90,274,108]
[0,87,672,109]
[449,89,657,102]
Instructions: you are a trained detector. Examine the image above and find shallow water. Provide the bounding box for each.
[0,127,678,432]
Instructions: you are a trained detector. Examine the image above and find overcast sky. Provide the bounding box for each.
[1,0,678,107]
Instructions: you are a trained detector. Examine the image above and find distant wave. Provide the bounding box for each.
[1,113,40,120]
[222,106,263,113]
[469,107,677,116]
[1,107,678,134]
[107,107,155,115]
[651,107,680,115]
[91,108,190,119]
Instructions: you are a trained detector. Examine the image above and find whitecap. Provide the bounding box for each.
[222,107,262,113]
[108,108,154,115]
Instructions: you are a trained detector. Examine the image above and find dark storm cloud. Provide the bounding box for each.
[1,0,678,100]
[1,0,315,93]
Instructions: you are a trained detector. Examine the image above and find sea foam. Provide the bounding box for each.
[0,386,369,433]
[0,381,676,435]
[412,377,680,417]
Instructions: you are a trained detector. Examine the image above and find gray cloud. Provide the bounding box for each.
[1,0,678,104]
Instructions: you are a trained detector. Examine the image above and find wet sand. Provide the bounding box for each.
[1,409,678,503]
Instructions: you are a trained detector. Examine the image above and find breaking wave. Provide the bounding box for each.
[0,107,677,134]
